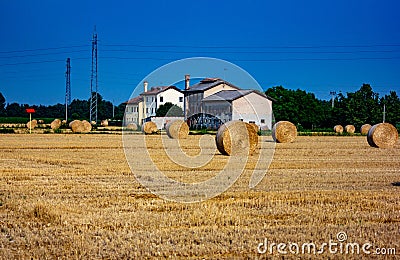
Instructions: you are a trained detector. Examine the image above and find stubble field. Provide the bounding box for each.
[0,134,399,259]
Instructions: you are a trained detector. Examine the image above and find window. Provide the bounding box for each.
[160,96,163,102]
[261,119,265,124]
[152,97,154,102]
[179,97,183,102]
[146,108,149,113]
[146,97,149,102]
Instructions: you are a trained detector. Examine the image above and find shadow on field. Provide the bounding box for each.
[391,182,400,186]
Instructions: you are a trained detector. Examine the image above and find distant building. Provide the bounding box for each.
[183,76,273,130]
[123,81,184,126]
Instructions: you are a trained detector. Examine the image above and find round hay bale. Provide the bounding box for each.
[61,119,67,125]
[126,123,138,131]
[50,119,62,130]
[345,124,355,134]
[81,120,92,133]
[69,120,79,128]
[166,120,189,139]
[70,120,85,133]
[360,124,372,135]
[38,119,44,124]
[272,121,297,143]
[367,123,398,148]
[26,119,38,129]
[215,120,258,156]
[334,125,343,133]
[101,119,108,127]
[142,121,158,134]
[249,123,259,133]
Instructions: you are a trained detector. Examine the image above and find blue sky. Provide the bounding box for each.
[1,0,400,105]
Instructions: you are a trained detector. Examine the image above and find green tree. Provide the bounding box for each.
[265,86,327,129]
[0,92,6,116]
[338,84,381,128]
[381,91,400,125]
[6,103,24,117]
[156,102,183,117]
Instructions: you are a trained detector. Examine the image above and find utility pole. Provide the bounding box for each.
[89,27,98,123]
[65,58,71,122]
[383,104,386,123]
[330,91,337,108]
[112,99,115,118]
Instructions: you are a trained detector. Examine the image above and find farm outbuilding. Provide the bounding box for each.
[183,76,273,130]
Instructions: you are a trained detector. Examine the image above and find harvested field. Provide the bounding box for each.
[0,134,399,258]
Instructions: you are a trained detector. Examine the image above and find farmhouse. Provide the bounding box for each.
[184,76,273,130]
[124,81,184,126]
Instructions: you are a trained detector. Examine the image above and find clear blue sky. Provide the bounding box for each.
[1,0,400,106]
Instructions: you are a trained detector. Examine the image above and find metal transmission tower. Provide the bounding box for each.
[89,28,98,123]
[65,58,71,122]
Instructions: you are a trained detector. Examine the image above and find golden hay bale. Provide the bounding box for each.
[345,124,355,134]
[38,119,44,124]
[90,121,96,125]
[50,119,62,130]
[70,120,85,133]
[166,120,189,139]
[334,125,343,133]
[101,119,108,127]
[360,124,372,135]
[81,120,92,133]
[215,120,258,156]
[272,121,297,143]
[249,123,260,133]
[142,121,158,134]
[367,123,398,148]
[26,119,38,129]
[61,119,67,125]
[69,120,79,128]
[126,123,138,131]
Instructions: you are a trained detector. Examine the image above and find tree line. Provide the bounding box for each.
[1,84,399,130]
[0,92,125,121]
[265,84,400,131]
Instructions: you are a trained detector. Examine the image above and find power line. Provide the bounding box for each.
[0,44,91,54]
[0,49,89,59]
[101,43,400,49]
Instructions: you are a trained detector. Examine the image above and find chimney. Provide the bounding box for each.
[184,75,190,90]
[144,81,148,92]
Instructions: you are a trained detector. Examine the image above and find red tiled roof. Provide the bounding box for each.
[140,86,181,95]
[124,96,143,104]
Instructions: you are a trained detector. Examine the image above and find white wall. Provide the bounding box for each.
[232,92,273,130]
[157,88,184,109]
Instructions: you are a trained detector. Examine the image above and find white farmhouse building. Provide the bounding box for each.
[184,76,273,130]
[124,81,184,126]
[123,96,143,126]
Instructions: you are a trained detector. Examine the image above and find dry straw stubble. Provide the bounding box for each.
[215,120,258,156]
[367,122,398,148]
[166,120,189,139]
[272,121,297,143]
